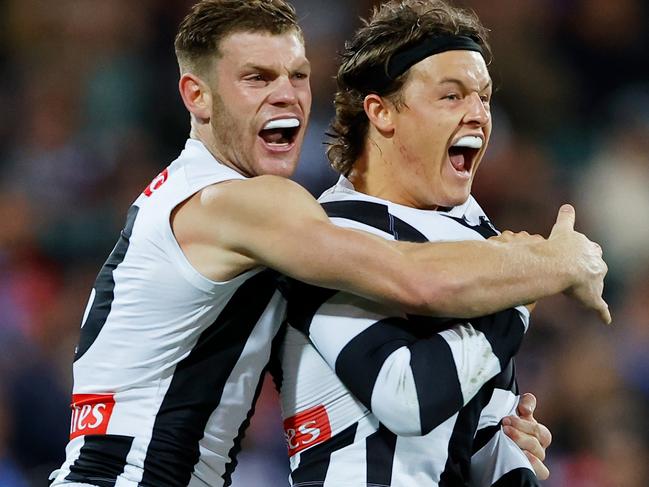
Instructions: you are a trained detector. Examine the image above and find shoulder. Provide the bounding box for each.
[198,175,318,213]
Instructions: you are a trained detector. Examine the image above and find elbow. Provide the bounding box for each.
[384,423,422,437]
[418,410,455,436]
[369,367,425,436]
[373,402,423,437]
[416,391,464,435]
[372,399,451,437]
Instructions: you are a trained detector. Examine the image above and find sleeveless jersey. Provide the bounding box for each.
[50,139,285,487]
[276,176,537,486]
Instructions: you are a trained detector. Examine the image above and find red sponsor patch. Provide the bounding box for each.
[143,168,169,197]
[283,405,331,456]
[69,393,115,440]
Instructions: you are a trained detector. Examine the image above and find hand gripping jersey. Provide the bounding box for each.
[276,177,538,487]
[50,140,286,487]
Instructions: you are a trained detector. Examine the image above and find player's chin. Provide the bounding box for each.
[256,139,302,176]
[441,187,472,208]
[257,155,299,178]
[443,162,476,200]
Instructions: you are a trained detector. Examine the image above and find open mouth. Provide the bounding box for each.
[448,135,482,174]
[259,118,300,148]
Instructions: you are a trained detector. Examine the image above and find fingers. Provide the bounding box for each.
[503,422,545,461]
[551,204,575,234]
[525,450,550,480]
[593,241,603,256]
[505,394,552,480]
[490,230,544,244]
[504,413,553,448]
[598,298,612,324]
[517,392,536,417]
[537,422,553,450]
[490,230,515,243]
[589,292,611,325]
[503,416,543,452]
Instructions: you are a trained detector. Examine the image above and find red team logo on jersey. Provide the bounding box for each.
[283,405,332,456]
[69,394,115,440]
[143,168,169,197]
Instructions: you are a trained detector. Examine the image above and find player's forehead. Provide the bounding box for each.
[219,30,308,71]
[411,50,491,91]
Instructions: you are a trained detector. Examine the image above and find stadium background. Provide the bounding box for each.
[0,0,648,485]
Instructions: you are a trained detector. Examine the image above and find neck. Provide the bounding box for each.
[190,122,248,177]
[349,136,428,209]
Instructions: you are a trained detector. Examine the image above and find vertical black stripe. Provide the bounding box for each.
[65,435,134,487]
[290,423,358,485]
[440,361,519,487]
[472,424,501,455]
[221,367,268,486]
[75,205,139,361]
[268,322,289,393]
[473,362,519,455]
[366,424,397,486]
[409,337,465,435]
[495,360,518,393]
[283,278,338,335]
[439,384,493,487]
[139,270,279,487]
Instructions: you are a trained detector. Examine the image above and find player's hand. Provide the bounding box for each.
[489,231,541,314]
[490,230,544,244]
[548,204,611,324]
[503,393,552,480]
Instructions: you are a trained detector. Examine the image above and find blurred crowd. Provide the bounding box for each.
[1,0,648,486]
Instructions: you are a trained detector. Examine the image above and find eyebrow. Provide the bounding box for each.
[438,77,492,91]
[241,59,311,73]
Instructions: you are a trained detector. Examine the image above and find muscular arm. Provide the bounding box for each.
[173,175,610,320]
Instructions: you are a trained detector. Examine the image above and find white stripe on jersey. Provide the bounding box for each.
[370,347,420,435]
[439,324,502,404]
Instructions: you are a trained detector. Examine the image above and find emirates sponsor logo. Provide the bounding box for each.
[283,405,331,456]
[143,168,169,197]
[69,393,115,440]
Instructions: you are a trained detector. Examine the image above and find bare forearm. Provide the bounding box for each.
[394,239,572,317]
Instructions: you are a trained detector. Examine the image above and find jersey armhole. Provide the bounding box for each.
[159,170,261,294]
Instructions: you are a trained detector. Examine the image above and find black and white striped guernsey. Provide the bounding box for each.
[276,176,539,487]
[49,139,285,487]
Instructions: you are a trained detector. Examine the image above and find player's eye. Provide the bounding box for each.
[245,74,265,82]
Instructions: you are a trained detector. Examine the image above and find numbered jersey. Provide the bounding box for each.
[50,139,285,487]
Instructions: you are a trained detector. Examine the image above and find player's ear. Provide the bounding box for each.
[364,94,395,136]
[179,73,212,123]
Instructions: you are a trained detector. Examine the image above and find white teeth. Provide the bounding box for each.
[453,136,483,149]
[263,118,300,130]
